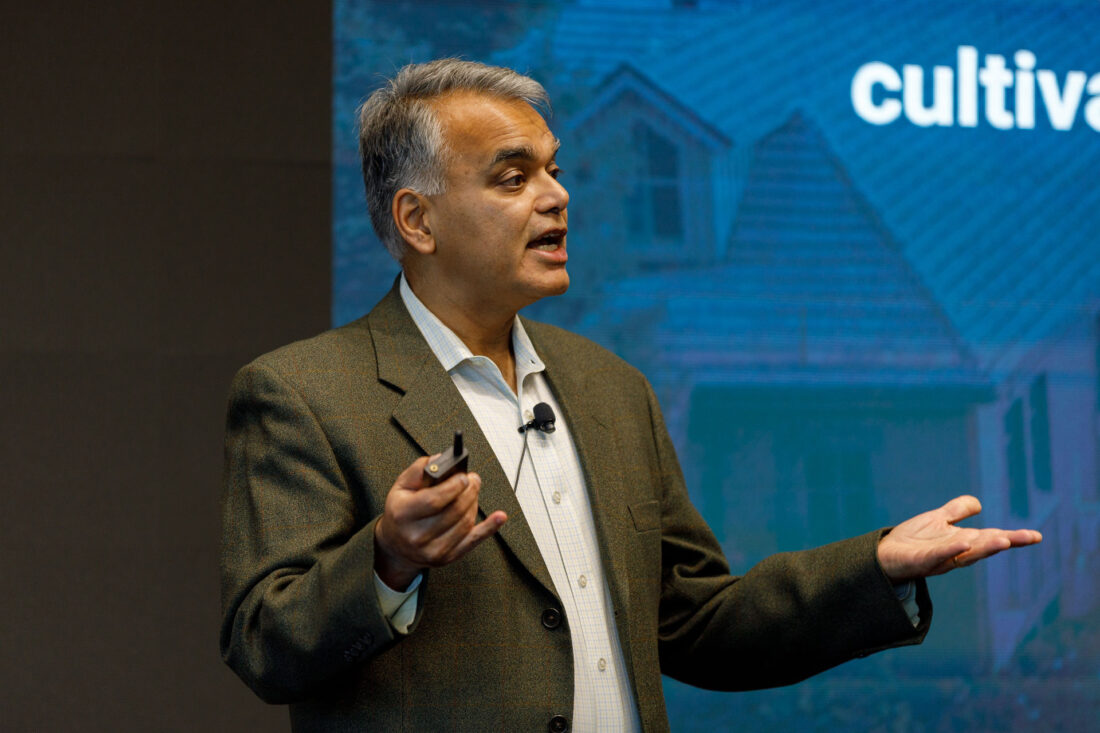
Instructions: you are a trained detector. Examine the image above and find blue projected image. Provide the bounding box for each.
[334,1,1100,729]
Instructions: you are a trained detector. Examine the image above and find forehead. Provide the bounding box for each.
[430,92,556,166]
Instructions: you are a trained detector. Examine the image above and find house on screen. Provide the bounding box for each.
[493,0,1100,672]
[576,110,996,674]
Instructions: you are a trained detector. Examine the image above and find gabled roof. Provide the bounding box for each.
[588,111,989,394]
[567,64,731,150]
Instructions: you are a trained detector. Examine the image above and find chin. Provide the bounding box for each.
[544,271,570,296]
[517,273,570,310]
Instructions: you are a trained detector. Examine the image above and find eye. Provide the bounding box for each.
[549,166,563,180]
[500,173,526,189]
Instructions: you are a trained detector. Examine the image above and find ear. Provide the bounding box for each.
[392,188,435,255]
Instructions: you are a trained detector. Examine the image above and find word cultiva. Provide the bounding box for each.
[852,45,1100,132]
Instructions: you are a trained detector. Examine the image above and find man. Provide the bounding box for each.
[220,59,1041,732]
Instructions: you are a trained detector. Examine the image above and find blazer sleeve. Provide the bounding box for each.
[646,380,933,690]
[219,361,408,704]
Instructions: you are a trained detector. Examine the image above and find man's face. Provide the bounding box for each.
[421,91,570,315]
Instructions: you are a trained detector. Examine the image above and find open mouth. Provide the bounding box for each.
[527,228,567,251]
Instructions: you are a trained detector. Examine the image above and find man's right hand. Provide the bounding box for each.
[373,456,507,591]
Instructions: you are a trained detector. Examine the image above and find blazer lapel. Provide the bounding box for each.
[526,321,635,625]
[367,285,558,599]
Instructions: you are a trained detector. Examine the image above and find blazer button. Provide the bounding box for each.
[548,714,569,732]
[541,608,562,630]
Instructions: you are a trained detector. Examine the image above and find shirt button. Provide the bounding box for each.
[578,574,587,588]
[598,658,607,671]
[524,409,534,421]
[552,491,562,504]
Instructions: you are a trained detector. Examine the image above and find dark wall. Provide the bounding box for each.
[1,3,331,729]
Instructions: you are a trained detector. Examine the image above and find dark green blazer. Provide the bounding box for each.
[220,284,930,732]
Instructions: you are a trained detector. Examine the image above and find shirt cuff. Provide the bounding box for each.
[373,571,422,635]
[893,580,920,627]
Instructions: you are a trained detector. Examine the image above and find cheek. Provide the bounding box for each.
[467,205,528,246]
[435,195,531,267]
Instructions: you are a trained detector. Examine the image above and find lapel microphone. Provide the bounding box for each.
[518,402,556,434]
[513,402,556,489]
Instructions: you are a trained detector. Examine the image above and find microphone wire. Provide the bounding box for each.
[512,428,531,491]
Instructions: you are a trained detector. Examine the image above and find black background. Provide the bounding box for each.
[2,2,331,729]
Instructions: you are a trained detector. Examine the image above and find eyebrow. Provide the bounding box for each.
[489,138,561,168]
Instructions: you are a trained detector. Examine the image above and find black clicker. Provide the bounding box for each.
[424,431,469,486]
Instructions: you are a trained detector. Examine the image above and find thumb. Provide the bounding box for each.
[394,456,432,491]
[939,495,981,525]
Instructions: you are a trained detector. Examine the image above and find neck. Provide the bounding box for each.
[404,270,520,392]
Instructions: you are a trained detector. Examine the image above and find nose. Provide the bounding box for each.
[538,172,569,215]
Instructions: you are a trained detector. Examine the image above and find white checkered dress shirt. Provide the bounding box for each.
[390,275,642,732]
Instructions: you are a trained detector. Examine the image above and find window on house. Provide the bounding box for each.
[1005,399,1030,518]
[626,120,683,244]
[803,451,873,547]
[1029,374,1052,493]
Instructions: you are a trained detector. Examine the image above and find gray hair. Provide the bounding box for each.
[356,59,551,261]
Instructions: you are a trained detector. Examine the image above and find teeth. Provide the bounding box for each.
[529,232,564,250]
[533,232,563,243]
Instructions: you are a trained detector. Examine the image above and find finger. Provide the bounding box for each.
[393,456,432,491]
[439,471,483,515]
[399,473,483,542]
[403,473,474,519]
[939,495,982,524]
[929,539,973,566]
[418,497,484,561]
[410,507,477,563]
[450,472,484,517]
[934,551,979,575]
[956,530,1016,564]
[973,527,1042,547]
[424,472,483,529]
[429,472,484,529]
[926,538,982,574]
[417,487,502,566]
[958,528,1042,564]
[906,540,973,578]
[937,527,1041,573]
[1006,528,1043,545]
[446,511,508,561]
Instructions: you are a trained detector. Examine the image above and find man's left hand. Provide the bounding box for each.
[877,495,1042,582]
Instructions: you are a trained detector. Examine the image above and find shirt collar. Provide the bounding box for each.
[399,273,546,379]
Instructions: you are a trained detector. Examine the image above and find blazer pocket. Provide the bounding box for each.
[628,500,661,532]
